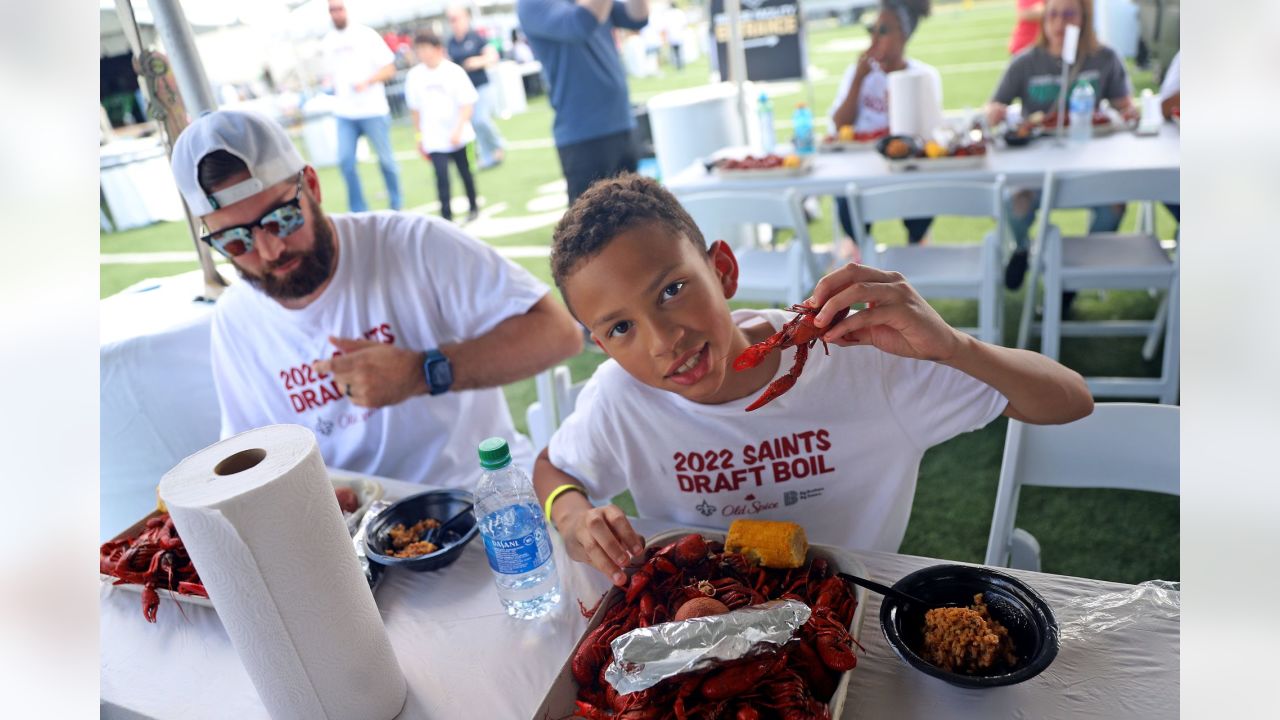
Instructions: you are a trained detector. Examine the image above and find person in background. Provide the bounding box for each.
[664,2,687,71]
[1009,1,1044,55]
[322,0,402,213]
[517,0,650,206]
[169,110,582,484]
[510,29,536,63]
[830,0,938,253]
[446,5,508,170]
[985,0,1134,291]
[406,30,481,225]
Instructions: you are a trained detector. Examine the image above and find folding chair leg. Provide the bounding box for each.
[1041,274,1062,361]
[1016,260,1039,349]
[1143,293,1168,361]
[1158,275,1180,404]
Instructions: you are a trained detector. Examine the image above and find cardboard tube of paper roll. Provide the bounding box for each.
[1063,23,1080,65]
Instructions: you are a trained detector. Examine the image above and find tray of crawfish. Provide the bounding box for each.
[100,473,384,622]
[536,528,868,720]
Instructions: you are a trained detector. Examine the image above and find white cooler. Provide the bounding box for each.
[647,83,754,181]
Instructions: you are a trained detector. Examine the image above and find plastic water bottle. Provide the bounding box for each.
[792,103,815,155]
[757,93,775,154]
[1068,80,1095,142]
[474,437,561,619]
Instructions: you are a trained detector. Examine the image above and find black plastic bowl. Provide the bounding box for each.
[365,490,479,572]
[879,564,1059,688]
[875,134,923,160]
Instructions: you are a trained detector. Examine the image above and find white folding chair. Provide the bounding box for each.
[984,403,1179,571]
[845,177,1008,344]
[525,365,588,453]
[679,189,831,307]
[1016,168,1180,403]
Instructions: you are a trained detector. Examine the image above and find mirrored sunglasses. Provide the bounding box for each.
[201,175,306,258]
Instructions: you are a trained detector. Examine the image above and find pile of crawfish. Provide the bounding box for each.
[570,534,860,720]
[99,513,207,622]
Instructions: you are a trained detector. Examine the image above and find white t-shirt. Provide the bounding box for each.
[210,212,549,486]
[1159,52,1180,101]
[322,23,396,119]
[828,58,943,133]
[404,60,479,154]
[548,309,1006,553]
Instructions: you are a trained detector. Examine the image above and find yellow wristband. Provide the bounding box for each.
[544,483,586,524]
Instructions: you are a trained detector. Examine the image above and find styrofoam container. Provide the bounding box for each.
[533,528,868,719]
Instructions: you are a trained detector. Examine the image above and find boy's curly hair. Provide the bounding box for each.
[551,174,707,295]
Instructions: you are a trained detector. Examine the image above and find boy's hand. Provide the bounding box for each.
[809,263,965,363]
[557,504,646,587]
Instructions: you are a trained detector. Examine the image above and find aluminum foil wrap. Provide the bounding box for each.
[353,499,391,589]
[603,599,811,695]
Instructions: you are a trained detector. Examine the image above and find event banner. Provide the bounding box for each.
[710,0,807,82]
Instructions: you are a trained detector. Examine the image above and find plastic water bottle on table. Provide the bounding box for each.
[1068,80,1095,142]
[474,437,561,619]
[792,103,815,155]
[757,93,775,154]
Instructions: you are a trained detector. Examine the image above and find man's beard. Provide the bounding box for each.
[237,206,335,301]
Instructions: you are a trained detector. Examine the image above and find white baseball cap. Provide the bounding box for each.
[171,109,306,216]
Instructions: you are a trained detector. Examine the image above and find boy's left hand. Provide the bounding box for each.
[809,263,965,363]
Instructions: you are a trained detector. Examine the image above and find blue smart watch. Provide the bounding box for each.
[422,348,453,396]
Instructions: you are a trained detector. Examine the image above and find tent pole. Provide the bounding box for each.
[119,0,226,297]
[725,0,750,146]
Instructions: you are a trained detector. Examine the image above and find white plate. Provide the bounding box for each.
[713,155,814,178]
[534,528,869,720]
[101,474,385,612]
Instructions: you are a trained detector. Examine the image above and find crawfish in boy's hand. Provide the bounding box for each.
[733,305,850,412]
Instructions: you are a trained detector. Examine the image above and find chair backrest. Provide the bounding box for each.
[1042,167,1180,211]
[985,402,1179,566]
[1005,402,1179,493]
[845,177,1007,251]
[526,365,587,452]
[679,189,810,249]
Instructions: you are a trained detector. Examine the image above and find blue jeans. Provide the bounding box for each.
[1008,189,1124,250]
[336,114,402,212]
[472,82,506,167]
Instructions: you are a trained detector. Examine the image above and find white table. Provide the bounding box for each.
[665,125,1180,196]
[101,477,1178,719]
[100,270,222,542]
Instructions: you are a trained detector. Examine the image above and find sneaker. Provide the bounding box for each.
[464,208,480,224]
[1004,249,1029,291]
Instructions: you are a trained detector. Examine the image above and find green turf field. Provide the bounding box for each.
[100,0,1178,584]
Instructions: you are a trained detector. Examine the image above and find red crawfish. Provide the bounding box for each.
[733,305,850,412]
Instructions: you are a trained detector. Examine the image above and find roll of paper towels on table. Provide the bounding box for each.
[888,67,943,138]
[158,424,406,720]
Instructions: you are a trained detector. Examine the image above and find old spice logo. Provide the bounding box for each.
[721,497,781,517]
[314,417,334,436]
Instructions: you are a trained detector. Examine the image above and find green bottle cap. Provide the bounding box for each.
[478,437,512,470]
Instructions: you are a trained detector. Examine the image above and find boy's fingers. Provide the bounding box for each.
[585,512,633,568]
[582,543,625,585]
[812,263,901,306]
[823,305,898,341]
[605,513,646,559]
[815,282,901,326]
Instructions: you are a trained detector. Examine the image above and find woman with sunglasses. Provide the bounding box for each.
[986,0,1135,291]
[830,0,937,251]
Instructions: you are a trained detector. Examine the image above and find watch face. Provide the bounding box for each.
[429,357,452,390]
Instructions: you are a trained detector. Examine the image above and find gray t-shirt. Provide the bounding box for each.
[992,45,1131,114]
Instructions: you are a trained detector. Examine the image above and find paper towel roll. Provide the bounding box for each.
[888,68,943,138]
[159,425,406,720]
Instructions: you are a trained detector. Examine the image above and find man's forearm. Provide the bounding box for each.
[942,334,1093,425]
[440,294,583,390]
[368,63,396,84]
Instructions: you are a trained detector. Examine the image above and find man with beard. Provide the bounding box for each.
[170,110,583,484]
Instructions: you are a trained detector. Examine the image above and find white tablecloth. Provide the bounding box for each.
[100,270,221,541]
[101,477,1178,719]
[665,125,1180,196]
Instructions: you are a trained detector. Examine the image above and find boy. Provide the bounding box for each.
[535,176,1094,587]
[404,29,480,224]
